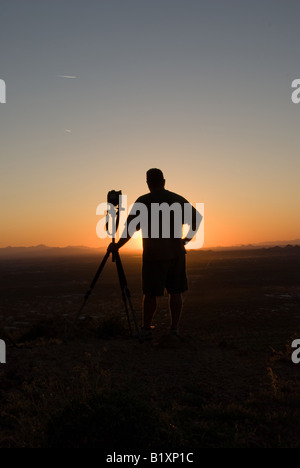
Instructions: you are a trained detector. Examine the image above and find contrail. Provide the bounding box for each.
[57,75,77,79]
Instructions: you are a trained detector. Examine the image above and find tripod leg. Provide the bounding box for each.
[113,252,132,334]
[64,249,111,342]
[114,252,142,342]
[121,289,133,335]
[124,287,142,340]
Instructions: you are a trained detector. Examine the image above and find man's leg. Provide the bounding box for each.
[142,295,157,330]
[169,293,182,331]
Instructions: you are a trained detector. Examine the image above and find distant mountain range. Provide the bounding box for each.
[210,239,300,251]
[0,240,300,257]
[0,244,100,258]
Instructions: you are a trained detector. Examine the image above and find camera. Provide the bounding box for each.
[107,190,122,207]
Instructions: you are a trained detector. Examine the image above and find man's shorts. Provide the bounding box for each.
[142,254,188,296]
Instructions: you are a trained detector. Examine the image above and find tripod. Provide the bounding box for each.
[65,195,142,343]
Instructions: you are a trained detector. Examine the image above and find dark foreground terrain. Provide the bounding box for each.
[0,246,300,449]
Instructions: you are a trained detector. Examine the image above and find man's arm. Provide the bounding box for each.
[182,204,202,245]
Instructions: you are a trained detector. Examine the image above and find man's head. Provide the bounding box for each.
[146,168,165,191]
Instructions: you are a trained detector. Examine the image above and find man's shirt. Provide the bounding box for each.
[124,188,201,261]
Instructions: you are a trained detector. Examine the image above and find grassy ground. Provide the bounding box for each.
[0,247,300,448]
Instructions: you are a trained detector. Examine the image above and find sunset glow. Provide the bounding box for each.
[1,1,299,250]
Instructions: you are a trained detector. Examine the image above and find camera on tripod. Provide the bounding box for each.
[107,190,122,207]
[105,190,122,238]
[65,187,142,343]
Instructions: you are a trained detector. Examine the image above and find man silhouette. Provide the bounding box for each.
[108,168,201,339]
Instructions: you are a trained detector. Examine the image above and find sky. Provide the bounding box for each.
[1,0,300,250]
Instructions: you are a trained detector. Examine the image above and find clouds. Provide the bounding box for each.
[56,75,77,79]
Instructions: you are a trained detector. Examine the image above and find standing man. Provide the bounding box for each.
[108,168,201,339]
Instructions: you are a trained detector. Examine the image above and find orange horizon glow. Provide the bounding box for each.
[2,157,299,251]
[1,3,300,253]
[1,181,299,250]
[2,217,299,251]
[2,142,299,250]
